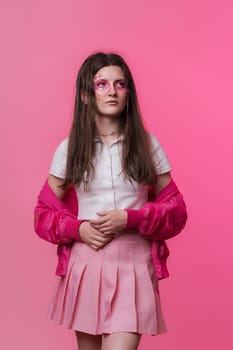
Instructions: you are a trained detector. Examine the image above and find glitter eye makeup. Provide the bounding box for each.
[94,79,127,92]
[94,80,110,91]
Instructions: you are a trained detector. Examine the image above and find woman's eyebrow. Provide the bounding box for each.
[95,78,107,81]
[95,78,126,82]
[93,75,104,81]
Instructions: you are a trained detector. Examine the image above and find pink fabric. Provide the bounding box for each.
[34,180,82,243]
[48,233,167,335]
[34,179,187,279]
[34,180,83,275]
[126,179,187,240]
[126,179,187,279]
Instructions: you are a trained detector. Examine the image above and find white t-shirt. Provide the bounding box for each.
[49,133,171,220]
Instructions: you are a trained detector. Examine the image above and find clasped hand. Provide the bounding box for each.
[79,209,127,250]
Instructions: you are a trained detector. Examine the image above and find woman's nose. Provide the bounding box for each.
[108,83,117,95]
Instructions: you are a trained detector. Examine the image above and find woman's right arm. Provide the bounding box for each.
[34,174,83,244]
[35,175,115,249]
[47,174,68,200]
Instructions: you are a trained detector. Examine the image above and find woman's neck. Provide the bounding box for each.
[95,116,120,136]
[95,116,121,145]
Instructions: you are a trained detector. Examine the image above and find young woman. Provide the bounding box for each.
[34,52,187,350]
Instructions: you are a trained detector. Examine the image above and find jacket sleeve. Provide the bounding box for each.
[34,180,84,245]
[125,179,187,241]
[34,202,84,244]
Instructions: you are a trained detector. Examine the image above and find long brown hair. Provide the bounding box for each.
[63,52,157,190]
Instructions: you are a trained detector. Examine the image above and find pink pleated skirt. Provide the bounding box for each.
[48,231,167,335]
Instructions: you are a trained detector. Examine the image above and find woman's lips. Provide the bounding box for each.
[106,100,118,104]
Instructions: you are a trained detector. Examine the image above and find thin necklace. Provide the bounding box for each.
[98,130,118,137]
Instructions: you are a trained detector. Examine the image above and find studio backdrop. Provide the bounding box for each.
[1,1,232,349]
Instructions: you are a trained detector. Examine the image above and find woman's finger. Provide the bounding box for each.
[90,238,110,250]
[102,231,115,236]
[99,222,112,230]
[90,244,99,250]
[90,217,108,225]
[92,234,105,243]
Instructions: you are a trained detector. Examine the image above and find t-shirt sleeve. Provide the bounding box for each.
[149,133,171,175]
[49,138,69,179]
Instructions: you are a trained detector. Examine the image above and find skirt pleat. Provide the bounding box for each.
[48,232,167,335]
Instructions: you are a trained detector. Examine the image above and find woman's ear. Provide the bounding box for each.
[81,90,88,104]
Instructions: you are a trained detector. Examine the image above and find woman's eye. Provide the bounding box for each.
[116,81,127,89]
[95,81,107,89]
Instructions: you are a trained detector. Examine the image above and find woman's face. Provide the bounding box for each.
[93,65,128,118]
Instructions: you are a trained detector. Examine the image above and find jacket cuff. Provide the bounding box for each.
[125,209,144,229]
[61,217,85,241]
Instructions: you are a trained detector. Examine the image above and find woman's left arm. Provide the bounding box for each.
[90,173,187,240]
[126,173,187,241]
[151,172,172,196]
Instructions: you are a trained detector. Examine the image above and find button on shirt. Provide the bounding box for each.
[49,133,171,220]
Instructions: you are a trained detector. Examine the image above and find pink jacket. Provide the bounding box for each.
[34,179,187,279]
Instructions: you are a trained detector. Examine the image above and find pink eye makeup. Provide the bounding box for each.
[94,80,109,91]
[94,79,128,92]
[115,80,128,89]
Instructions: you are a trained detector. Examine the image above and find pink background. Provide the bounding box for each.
[1,0,233,349]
